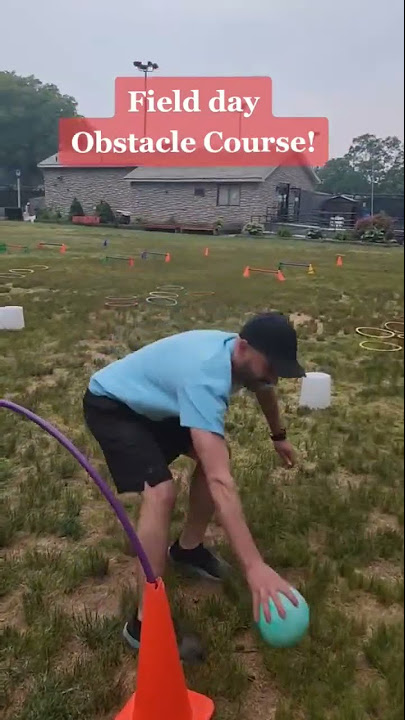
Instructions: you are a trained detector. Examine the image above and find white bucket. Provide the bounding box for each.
[299,372,332,409]
[0,306,25,330]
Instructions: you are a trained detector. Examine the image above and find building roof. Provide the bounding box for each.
[38,153,320,184]
[123,166,276,183]
[325,194,359,203]
[38,154,60,168]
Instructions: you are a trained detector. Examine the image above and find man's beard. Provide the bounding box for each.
[233,367,262,392]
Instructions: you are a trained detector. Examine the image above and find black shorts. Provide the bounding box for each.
[83,389,192,493]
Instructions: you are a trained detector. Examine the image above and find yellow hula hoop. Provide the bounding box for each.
[356,327,395,339]
[359,340,402,352]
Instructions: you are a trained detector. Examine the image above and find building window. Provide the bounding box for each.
[217,184,241,207]
[194,187,205,197]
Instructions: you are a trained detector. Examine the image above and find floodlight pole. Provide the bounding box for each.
[16,169,21,209]
[133,60,159,136]
[371,158,375,216]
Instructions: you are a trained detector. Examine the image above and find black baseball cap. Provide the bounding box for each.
[239,312,306,379]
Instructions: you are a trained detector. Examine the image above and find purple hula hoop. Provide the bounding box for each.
[0,399,156,585]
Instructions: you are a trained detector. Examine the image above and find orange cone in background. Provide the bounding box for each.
[337,255,343,267]
[277,269,286,282]
[308,263,315,275]
[243,266,250,278]
[60,244,67,254]
[165,252,171,263]
[128,257,135,267]
[204,247,209,257]
[115,579,214,720]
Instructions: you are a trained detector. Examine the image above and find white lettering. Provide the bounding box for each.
[156,136,172,153]
[157,97,172,112]
[242,96,259,118]
[242,137,262,153]
[128,91,147,112]
[204,131,223,152]
[113,138,127,153]
[183,90,200,112]
[71,132,93,153]
[139,137,154,153]
[95,131,112,153]
[291,137,306,153]
[208,90,226,113]
[128,134,137,153]
[276,137,290,153]
[224,136,241,153]
[181,137,196,153]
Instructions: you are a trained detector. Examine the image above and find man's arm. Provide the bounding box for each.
[190,428,262,573]
[190,428,298,621]
[255,385,284,436]
[255,385,296,468]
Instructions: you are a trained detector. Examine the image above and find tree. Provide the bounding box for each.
[0,71,78,185]
[316,157,369,195]
[69,197,84,219]
[318,134,404,195]
[95,200,115,224]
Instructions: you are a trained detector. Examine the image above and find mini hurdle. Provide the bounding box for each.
[279,261,315,275]
[141,250,171,263]
[102,255,135,267]
[243,266,285,281]
[37,242,67,254]
[0,243,30,254]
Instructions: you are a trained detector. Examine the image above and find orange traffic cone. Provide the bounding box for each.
[116,579,214,720]
[243,266,250,278]
[336,255,343,267]
[128,257,135,267]
[308,263,315,275]
[204,247,209,257]
[165,253,171,263]
[277,269,286,282]
[60,244,67,254]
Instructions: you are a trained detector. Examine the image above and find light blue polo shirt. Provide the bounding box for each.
[88,330,238,436]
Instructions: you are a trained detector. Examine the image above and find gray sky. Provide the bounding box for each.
[1,0,404,158]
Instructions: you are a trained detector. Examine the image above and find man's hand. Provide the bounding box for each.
[273,439,297,468]
[246,561,298,623]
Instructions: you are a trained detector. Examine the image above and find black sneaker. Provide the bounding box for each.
[123,613,205,665]
[169,539,230,582]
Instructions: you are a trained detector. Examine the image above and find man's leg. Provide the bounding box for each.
[169,462,229,581]
[179,462,215,549]
[136,479,177,620]
[125,478,205,664]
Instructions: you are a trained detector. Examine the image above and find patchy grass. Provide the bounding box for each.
[0,222,404,719]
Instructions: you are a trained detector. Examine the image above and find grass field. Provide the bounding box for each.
[0,221,404,720]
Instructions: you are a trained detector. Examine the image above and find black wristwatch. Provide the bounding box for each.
[271,429,287,442]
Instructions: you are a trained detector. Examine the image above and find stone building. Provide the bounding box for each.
[38,153,320,230]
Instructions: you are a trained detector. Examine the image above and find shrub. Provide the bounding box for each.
[307,228,324,239]
[243,221,265,236]
[335,230,354,242]
[36,207,65,222]
[354,213,395,242]
[69,197,84,219]
[95,200,115,224]
[277,226,293,238]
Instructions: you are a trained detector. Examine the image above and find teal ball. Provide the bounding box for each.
[257,589,310,648]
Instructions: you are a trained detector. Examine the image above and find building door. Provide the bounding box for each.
[276,183,290,220]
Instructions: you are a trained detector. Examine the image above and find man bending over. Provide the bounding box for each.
[83,312,305,659]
